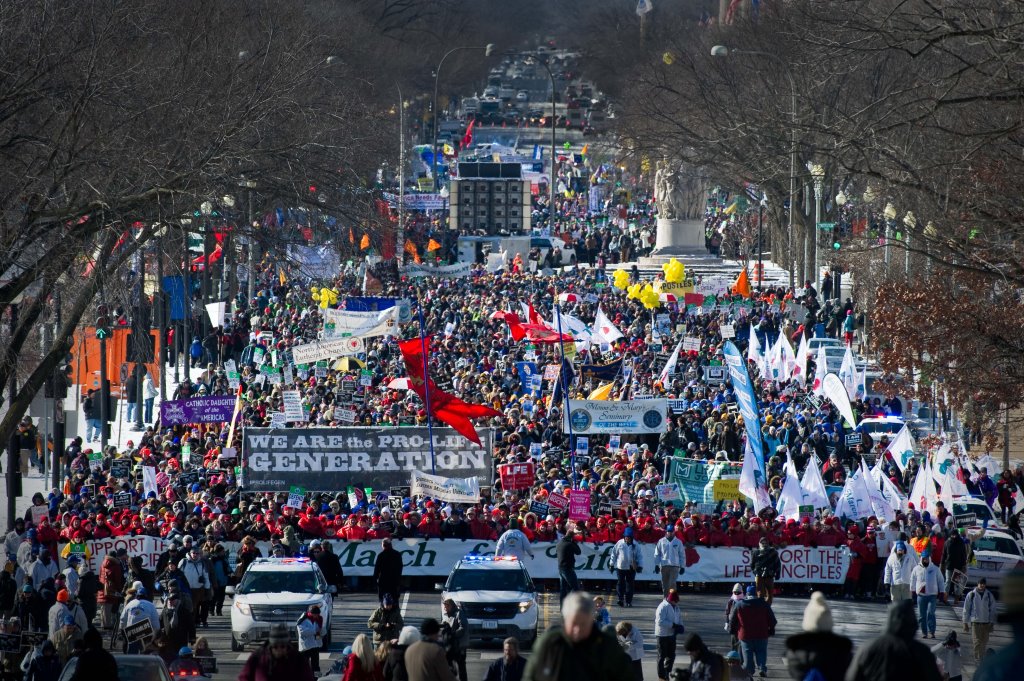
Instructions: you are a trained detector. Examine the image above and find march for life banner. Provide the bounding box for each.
[80,537,849,584]
[563,399,669,434]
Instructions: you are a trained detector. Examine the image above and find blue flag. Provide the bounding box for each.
[515,362,539,395]
[721,341,765,471]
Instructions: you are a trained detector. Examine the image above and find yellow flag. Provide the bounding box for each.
[360,234,370,250]
[278,267,287,286]
[588,383,614,400]
[427,238,442,251]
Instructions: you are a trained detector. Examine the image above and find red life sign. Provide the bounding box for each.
[498,462,535,490]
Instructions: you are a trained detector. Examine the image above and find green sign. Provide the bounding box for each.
[816,222,836,231]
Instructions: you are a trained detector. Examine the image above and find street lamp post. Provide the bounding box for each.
[711,45,798,290]
[526,55,558,228]
[239,178,256,302]
[883,202,897,271]
[757,194,766,294]
[431,44,496,189]
[396,84,406,259]
[808,162,824,290]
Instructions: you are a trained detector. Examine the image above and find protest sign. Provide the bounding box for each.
[285,486,306,509]
[110,458,131,479]
[322,307,398,340]
[282,390,305,422]
[547,491,569,510]
[656,483,681,502]
[113,492,133,510]
[564,399,669,435]
[243,427,493,491]
[568,489,591,521]
[124,618,154,643]
[410,470,480,503]
[30,505,48,526]
[713,478,741,501]
[497,462,535,490]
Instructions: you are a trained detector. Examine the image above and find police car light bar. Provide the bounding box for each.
[463,555,517,562]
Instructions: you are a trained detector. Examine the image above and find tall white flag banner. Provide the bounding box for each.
[593,307,624,344]
[800,454,832,510]
[659,341,683,385]
[779,334,797,383]
[776,453,804,518]
[931,444,969,497]
[205,301,227,328]
[793,334,809,384]
[855,362,868,400]
[885,426,917,474]
[747,326,762,371]
[812,345,827,395]
[871,462,906,513]
[861,459,895,521]
[551,309,591,340]
[739,438,773,513]
[323,307,399,340]
[834,465,873,520]
[907,459,934,512]
[410,470,480,504]
[142,466,159,499]
[821,373,858,428]
[838,347,856,397]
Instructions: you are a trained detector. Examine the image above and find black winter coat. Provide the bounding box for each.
[845,600,943,681]
[784,630,852,681]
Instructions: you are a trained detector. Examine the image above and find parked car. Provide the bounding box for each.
[965,528,1024,589]
[59,654,173,681]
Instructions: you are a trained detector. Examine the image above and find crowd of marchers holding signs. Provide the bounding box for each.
[3,214,1024,678]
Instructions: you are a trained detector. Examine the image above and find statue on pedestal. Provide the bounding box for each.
[654,157,704,221]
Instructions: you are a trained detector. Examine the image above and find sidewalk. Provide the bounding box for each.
[1,362,200,529]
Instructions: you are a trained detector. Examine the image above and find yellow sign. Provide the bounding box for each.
[417,177,435,192]
[655,280,694,295]
[713,478,741,501]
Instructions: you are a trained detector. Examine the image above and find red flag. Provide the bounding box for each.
[462,119,476,148]
[505,320,573,344]
[398,337,501,445]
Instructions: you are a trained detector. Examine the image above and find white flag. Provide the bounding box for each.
[739,438,772,512]
[884,426,917,474]
[855,362,868,400]
[775,452,805,519]
[636,0,653,16]
[931,444,969,497]
[747,326,763,373]
[822,373,858,429]
[552,309,590,339]
[861,458,895,521]
[778,334,797,383]
[800,454,831,510]
[793,333,809,384]
[812,345,827,395]
[871,462,906,515]
[834,465,873,520]
[592,306,623,344]
[839,346,856,397]
[907,458,934,513]
[658,341,683,385]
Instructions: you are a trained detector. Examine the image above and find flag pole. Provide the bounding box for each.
[553,290,577,489]
[415,285,437,473]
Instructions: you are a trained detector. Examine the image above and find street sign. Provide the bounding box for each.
[816,222,836,231]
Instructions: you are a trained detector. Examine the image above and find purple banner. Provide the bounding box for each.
[160,396,236,425]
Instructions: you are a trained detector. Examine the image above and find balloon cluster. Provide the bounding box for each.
[662,258,685,283]
[311,286,339,309]
[639,283,660,310]
[612,269,631,290]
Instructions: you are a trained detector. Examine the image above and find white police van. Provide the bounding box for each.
[438,555,539,645]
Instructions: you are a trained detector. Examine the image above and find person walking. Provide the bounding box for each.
[24,639,62,681]
[98,547,125,630]
[653,524,684,598]
[845,600,942,681]
[930,631,962,681]
[404,618,456,681]
[961,578,997,662]
[910,550,945,639]
[725,583,744,653]
[178,546,211,628]
[940,530,969,605]
[373,538,404,605]
[654,589,685,681]
[495,519,534,562]
[119,586,159,654]
[884,541,917,602]
[67,628,118,681]
[750,538,781,605]
[238,622,315,681]
[483,637,526,681]
[124,369,139,424]
[615,621,645,681]
[296,605,324,675]
[729,585,777,678]
[783,592,852,681]
[441,598,468,681]
[974,569,1023,681]
[556,528,581,602]
[682,633,726,681]
[82,390,101,443]
[384,626,421,681]
[609,527,643,608]
[524,591,634,681]
[368,593,404,645]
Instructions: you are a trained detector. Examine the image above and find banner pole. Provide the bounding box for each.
[553,290,576,489]
[416,285,437,473]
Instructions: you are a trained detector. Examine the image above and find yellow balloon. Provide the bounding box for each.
[319,298,328,309]
[613,269,631,290]
[640,284,660,309]
[662,258,685,284]
[627,283,642,300]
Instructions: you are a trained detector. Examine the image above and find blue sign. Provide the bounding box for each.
[162,276,186,321]
[721,341,765,471]
[515,361,539,395]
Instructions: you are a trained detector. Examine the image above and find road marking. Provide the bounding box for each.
[541,591,552,631]
[401,591,410,618]
[478,652,502,660]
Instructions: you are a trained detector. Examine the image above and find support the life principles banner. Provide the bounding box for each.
[78,537,849,584]
[242,427,493,491]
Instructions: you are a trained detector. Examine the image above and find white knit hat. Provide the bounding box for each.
[802,591,833,632]
[398,625,421,646]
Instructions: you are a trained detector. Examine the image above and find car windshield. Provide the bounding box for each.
[953,501,994,521]
[973,535,1022,556]
[237,571,319,594]
[448,568,532,592]
[117,658,171,681]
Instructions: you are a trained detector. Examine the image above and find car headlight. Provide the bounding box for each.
[518,600,535,613]
[234,601,251,616]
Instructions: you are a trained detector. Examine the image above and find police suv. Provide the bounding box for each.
[439,555,539,645]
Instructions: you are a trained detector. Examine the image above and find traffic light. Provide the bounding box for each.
[95,304,111,340]
[832,240,842,250]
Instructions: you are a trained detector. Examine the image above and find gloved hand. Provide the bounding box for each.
[654,566,661,574]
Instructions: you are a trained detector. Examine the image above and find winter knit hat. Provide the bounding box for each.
[802,591,834,632]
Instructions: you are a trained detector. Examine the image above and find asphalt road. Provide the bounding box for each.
[194,583,1011,680]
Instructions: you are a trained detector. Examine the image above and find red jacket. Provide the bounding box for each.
[729,598,777,641]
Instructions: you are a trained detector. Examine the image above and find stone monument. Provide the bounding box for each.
[653,158,707,253]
